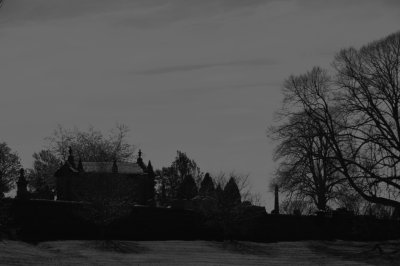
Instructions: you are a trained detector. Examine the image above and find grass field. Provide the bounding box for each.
[1,240,400,265]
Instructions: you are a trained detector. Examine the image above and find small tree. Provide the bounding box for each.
[0,142,21,198]
[269,68,346,211]
[27,149,61,195]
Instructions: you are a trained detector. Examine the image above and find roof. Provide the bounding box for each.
[81,162,144,174]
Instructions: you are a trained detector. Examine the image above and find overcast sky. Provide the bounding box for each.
[0,0,399,208]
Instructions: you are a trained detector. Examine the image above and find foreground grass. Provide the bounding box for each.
[0,240,399,265]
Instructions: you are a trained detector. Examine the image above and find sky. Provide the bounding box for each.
[0,0,399,209]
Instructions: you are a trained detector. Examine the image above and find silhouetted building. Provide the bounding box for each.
[55,148,152,204]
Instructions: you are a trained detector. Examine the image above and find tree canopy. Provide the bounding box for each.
[223,177,241,206]
[177,174,198,200]
[271,31,400,210]
[0,142,21,198]
[199,173,215,197]
[270,69,346,211]
[28,124,136,192]
[45,124,135,162]
[155,150,203,203]
[28,149,61,192]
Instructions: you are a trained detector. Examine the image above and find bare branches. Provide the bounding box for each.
[326,32,400,207]
[45,124,136,162]
[273,32,400,209]
[269,68,346,211]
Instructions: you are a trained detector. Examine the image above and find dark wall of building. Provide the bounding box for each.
[56,172,148,204]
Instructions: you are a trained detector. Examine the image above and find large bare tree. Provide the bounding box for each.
[282,32,400,209]
[327,31,400,208]
[270,68,346,211]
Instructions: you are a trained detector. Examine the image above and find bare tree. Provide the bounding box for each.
[280,198,316,215]
[327,32,400,208]
[45,124,135,162]
[331,33,400,207]
[280,32,400,209]
[270,68,347,211]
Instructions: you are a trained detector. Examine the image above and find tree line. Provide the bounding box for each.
[154,150,244,207]
[269,31,400,216]
[0,124,253,207]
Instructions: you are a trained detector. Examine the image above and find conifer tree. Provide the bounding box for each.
[215,184,224,203]
[223,177,241,206]
[146,161,156,204]
[177,174,198,200]
[199,173,215,197]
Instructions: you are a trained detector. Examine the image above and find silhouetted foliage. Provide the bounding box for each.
[16,169,29,200]
[223,177,241,207]
[199,173,215,197]
[215,184,224,204]
[177,175,198,200]
[0,142,21,198]
[170,150,203,186]
[155,151,203,203]
[145,161,156,204]
[30,124,137,191]
[70,172,139,239]
[214,172,260,205]
[335,187,365,215]
[280,199,315,215]
[27,149,61,194]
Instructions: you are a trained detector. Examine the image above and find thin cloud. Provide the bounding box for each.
[135,58,278,75]
[117,0,273,28]
[0,0,274,27]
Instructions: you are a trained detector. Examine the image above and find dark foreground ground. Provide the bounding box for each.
[1,240,400,265]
